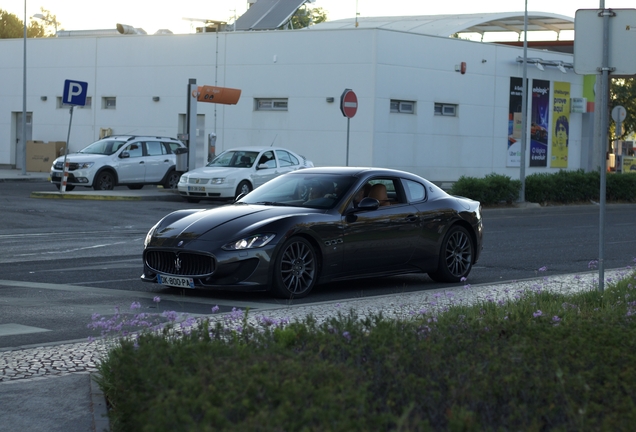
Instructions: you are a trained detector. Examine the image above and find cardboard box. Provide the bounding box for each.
[26,141,66,172]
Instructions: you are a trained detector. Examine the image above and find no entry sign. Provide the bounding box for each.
[340,89,358,118]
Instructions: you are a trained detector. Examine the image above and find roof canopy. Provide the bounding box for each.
[312,12,574,40]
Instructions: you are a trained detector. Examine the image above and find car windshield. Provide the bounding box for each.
[207,151,259,168]
[78,139,127,155]
[238,173,357,210]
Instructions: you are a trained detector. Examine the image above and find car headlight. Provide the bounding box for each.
[210,178,225,184]
[179,175,188,183]
[77,162,94,169]
[222,233,276,251]
[144,223,159,248]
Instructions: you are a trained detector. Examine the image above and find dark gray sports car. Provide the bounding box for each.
[141,167,483,298]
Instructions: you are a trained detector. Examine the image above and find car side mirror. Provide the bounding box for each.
[257,163,269,170]
[120,151,130,159]
[346,197,380,215]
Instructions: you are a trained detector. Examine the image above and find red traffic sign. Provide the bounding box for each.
[340,89,358,118]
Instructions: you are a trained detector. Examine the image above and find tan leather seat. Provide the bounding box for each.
[368,183,390,206]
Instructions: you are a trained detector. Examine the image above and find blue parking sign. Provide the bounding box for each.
[63,80,88,106]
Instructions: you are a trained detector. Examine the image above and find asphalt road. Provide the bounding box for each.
[1,181,635,350]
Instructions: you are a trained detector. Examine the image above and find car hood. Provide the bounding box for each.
[153,204,316,244]
[184,167,248,178]
[53,153,111,163]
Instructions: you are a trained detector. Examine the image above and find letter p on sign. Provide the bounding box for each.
[63,80,88,106]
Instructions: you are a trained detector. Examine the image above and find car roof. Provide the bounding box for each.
[101,135,182,142]
[288,166,425,180]
[220,146,294,153]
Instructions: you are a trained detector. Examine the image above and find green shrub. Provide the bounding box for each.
[450,173,520,205]
[456,169,636,205]
[97,271,636,431]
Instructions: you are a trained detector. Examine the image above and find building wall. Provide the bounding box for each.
[0,27,584,182]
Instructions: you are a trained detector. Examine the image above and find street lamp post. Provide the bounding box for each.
[32,13,58,34]
[21,0,27,175]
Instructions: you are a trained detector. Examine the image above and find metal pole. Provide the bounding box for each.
[346,117,350,166]
[598,1,611,292]
[21,0,27,175]
[519,0,528,202]
[60,106,74,193]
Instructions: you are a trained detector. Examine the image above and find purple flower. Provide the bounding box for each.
[538,266,547,272]
[342,331,351,341]
[153,296,161,303]
[130,301,141,310]
[533,310,543,318]
[552,316,561,323]
[162,310,179,321]
[460,277,467,282]
[211,305,220,314]
[588,260,599,269]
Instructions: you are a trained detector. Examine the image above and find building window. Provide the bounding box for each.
[434,103,457,116]
[102,97,116,109]
[390,99,415,114]
[255,98,288,111]
[56,96,92,109]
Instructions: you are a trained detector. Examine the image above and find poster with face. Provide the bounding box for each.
[551,82,570,168]
[530,79,550,167]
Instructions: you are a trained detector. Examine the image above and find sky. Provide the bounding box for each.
[3,0,636,35]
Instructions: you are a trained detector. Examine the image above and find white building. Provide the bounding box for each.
[1,12,590,184]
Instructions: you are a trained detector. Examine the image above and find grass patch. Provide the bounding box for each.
[96,271,636,431]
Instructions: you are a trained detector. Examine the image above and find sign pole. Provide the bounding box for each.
[340,89,358,166]
[60,105,74,193]
[346,118,350,166]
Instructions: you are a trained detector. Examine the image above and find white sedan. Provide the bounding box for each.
[178,146,314,202]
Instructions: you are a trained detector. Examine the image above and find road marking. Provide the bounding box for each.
[0,324,51,337]
[0,279,266,310]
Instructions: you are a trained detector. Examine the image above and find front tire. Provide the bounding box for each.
[235,180,252,199]
[271,237,318,299]
[93,171,115,190]
[164,170,181,189]
[428,225,474,283]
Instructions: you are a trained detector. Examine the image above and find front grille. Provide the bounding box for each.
[145,250,215,276]
[53,162,80,171]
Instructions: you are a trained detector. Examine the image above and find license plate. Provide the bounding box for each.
[157,274,194,289]
[188,186,205,192]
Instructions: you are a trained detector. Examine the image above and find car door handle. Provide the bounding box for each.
[405,215,419,222]
[164,159,170,163]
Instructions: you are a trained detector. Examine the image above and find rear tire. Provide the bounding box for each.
[93,171,115,190]
[428,225,474,283]
[271,237,318,299]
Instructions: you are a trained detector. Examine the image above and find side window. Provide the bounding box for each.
[366,178,402,206]
[258,151,277,168]
[164,142,181,154]
[146,141,165,156]
[124,143,143,158]
[276,150,299,167]
[403,179,427,203]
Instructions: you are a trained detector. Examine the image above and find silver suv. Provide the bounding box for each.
[50,135,187,191]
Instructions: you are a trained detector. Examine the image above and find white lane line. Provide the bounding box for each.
[0,324,51,337]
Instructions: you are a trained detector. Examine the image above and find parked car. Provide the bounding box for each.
[50,135,187,191]
[142,166,483,299]
[177,146,313,202]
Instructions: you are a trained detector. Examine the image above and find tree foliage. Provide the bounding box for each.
[609,78,636,140]
[285,6,327,29]
[0,8,58,39]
